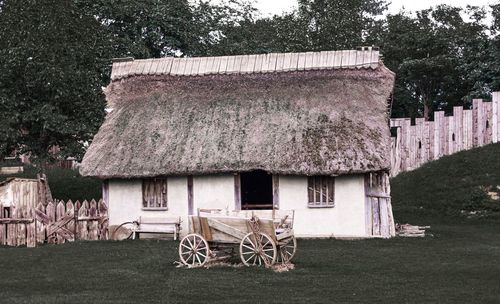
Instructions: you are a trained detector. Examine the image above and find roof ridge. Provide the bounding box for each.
[111,47,380,81]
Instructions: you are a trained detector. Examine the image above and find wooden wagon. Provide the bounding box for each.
[178,209,297,267]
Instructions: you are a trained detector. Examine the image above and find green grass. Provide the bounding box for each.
[1,143,500,303]
[391,142,500,223]
[0,224,499,303]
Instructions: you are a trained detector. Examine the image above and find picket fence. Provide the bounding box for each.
[0,199,108,247]
[390,92,500,176]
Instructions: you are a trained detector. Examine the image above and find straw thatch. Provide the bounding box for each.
[81,55,394,178]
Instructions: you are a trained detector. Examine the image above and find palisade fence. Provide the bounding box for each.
[390,92,500,176]
[0,199,108,247]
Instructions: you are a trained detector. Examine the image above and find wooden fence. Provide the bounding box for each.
[0,199,108,247]
[390,92,500,176]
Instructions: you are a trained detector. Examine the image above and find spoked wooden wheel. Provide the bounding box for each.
[240,232,277,266]
[179,233,210,267]
[278,236,297,263]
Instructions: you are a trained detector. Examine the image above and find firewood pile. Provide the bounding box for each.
[396,224,430,237]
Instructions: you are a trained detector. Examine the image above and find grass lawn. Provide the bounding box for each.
[1,143,499,303]
[0,223,499,303]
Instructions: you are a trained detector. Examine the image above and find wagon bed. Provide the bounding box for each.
[178,209,296,267]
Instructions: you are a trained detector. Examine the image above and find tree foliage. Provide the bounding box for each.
[214,0,387,54]
[0,0,111,163]
[75,0,255,58]
[382,5,495,119]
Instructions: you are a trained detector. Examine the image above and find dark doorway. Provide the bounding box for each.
[240,170,273,210]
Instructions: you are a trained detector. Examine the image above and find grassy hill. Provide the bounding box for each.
[391,142,500,224]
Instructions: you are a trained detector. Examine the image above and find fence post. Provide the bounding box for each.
[493,92,499,143]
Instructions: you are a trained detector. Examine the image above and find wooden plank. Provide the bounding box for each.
[297,52,307,70]
[493,92,500,143]
[98,199,108,240]
[314,51,330,70]
[217,56,229,74]
[311,51,322,69]
[0,203,4,245]
[191,57,202,75]
[272,175,279,209]
[206,217,246,239]
[364,175,372,235]
[332,51,341,68]
[285,53,299,71]
[355,49,364,68]
[362,48,373,68]
[225,55,237,74]
[26,209,36,248]
[87,199,98,240]
[56,201,65,243]
[253,54,265,73]
[477,99,484,146]
[484,101,492,144]
[370,49,380,69]
[180,58,193,76]
[161,57,174,75]
[77,200,88,240]
[199,217,213,241]
[371,198,381,236]
[275,53,286,71]
[207,56,221,75]
[347,50,357,68]
[262,53,278,72]
[379,198,390,238]
[45,201,55,243]
[16,208,26,246]
[240,55,255,74]
[188,176,193,215]
[303,52,315,70]
[234,174,241,211]
[325,51,336,68]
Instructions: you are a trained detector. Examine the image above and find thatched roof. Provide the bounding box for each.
[81,49,395,178]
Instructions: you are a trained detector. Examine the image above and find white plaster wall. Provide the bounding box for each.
[193,175,235,212]
[279,175,367,238]
[108,177,189,233]
[108,174,367,238]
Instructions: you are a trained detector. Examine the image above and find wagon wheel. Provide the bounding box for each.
[179,233,210,267]
[240,232,277,267]
[278,236,297,263]
[111,221,137,240]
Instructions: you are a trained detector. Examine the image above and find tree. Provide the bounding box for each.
[0,0,112,165]
[213,0,388,55]
[296,0,387,51]
[381,5,493,119]
[489,3,500,91]
[76,0,256,58]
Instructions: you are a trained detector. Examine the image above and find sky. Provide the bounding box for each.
[254,0,497,17]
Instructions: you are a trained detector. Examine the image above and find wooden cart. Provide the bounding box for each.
[178,209,297,267]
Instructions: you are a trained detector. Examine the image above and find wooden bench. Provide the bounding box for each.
[132,216,181,240]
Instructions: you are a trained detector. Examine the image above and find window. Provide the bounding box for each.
[307,176,334,208]
[142,178,168,209]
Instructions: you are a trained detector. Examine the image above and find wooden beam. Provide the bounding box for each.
[234,174,241,211]
[206,217,246,239]
[272,175,279,209]
[187,176,193,215]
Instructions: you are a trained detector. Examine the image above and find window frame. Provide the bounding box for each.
[142,178,168,211]
[307,176,335,208]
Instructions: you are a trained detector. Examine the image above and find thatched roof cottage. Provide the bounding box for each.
[81,48,396,238]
